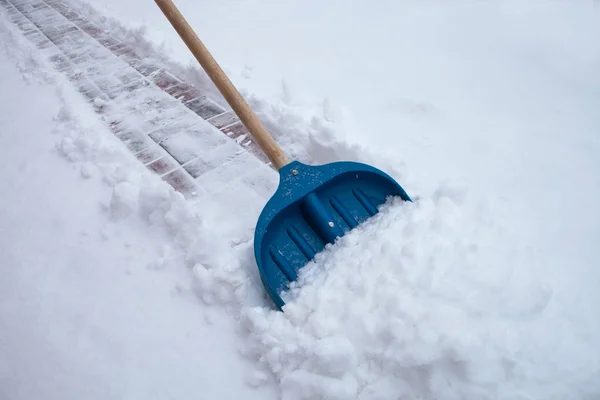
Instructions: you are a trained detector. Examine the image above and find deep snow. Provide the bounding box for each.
[2,0,600,399]
[243,195,600,399]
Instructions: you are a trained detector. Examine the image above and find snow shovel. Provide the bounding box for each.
[155,0,412,309]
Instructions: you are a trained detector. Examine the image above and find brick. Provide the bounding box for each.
[184,96,224,119]
[132,61,161,76]
[115,47,139,64]
[49,53,70,70]
[147,156,179,176]
[221,121,248,139]
[194,152,262,194]
[122,78,149,93]
[126,105,191,135]
[159,140,197,166]
[113,89,178,116]
[59,31,89,47]
[78,23,104,39]
[115,129,154,154]
[110,70,148,93]
[50,2,67,12]
[111,44,135,58]
[24,30,46,44]
[36,38,54,50]
[51,34,74,48]
[132,118,165,138]
[46,24,78,40]
[207,111,238,129]
[165,82,200,103]
[162,169,201,199]
[97,35,119,48]
[135,145,167,165]
[33,14,64,26]
[80,89,108,104]
[150,70,181,90]
[182,142,240,178]
[182,158,211,179]
[160,126,232,165]
[114,69,142,85]
[62,46,86,59]
[108,119,125,134]
[148,121,192,143]
[40,25,59,38]
[107,42,128,53]
[63,10,80,20]
[68,53,90,65]
[91,76,123,98]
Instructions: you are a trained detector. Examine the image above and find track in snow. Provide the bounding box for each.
[0,0,276,201]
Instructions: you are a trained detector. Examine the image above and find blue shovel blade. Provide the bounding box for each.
[253,160,411,310]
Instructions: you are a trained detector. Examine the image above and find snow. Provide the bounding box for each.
[243,194,600,399]
[2,0,600,399]
[0,16,276,400]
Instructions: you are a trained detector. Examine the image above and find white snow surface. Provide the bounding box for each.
[2,1,600,399]
[0,16,276,400]
[245,195,599,399]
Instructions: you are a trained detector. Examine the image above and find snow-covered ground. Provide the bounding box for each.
[2,0,600,399]
[0,16,277,400]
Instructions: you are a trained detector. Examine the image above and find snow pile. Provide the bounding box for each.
[53,90,265,335]
[57,102,259,312]
[241,190,600,400]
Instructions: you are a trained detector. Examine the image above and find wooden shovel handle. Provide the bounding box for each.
[154,0,289,170]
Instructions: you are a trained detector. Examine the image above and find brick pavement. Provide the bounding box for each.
[0,0,277,201]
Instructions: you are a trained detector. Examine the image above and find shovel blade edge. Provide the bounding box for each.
[253,160,411,310]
